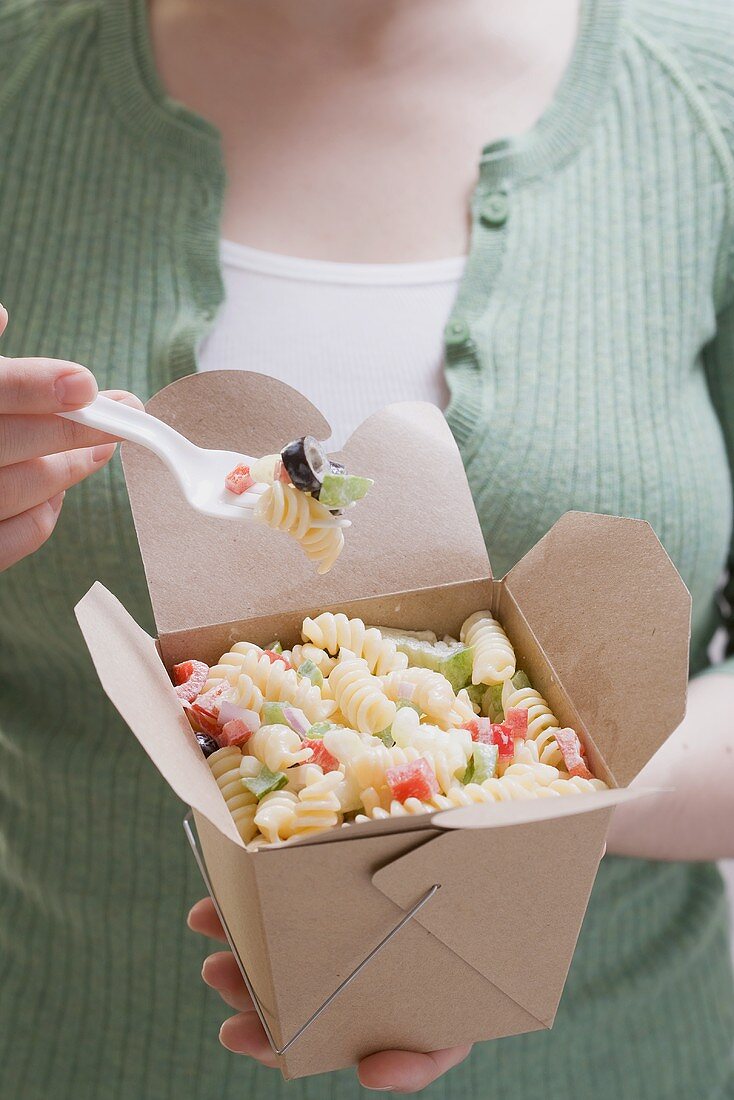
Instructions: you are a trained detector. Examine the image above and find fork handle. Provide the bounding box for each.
[59,395,191,462]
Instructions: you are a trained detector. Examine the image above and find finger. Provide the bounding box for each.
[187,898,228,943]
[0,445,116,522]
[0,492,64,571]
[0,303,7,339]
[201,952,254,1013]
[0,390,144,466]
[0,355,98,414]
[219,1012,279,1068]
[358,1045,473,1093]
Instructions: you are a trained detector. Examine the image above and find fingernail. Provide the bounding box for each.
[91,443,116,463]
[48,491,65,515]
[54,369,97,408]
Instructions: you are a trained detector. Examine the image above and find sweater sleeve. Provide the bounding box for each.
[634,2,734,673]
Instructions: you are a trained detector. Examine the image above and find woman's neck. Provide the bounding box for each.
[149,0,580,261]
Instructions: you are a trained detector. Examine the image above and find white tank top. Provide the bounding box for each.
[197,240,465,449]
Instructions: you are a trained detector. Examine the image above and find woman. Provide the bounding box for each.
[0,0,733,1096]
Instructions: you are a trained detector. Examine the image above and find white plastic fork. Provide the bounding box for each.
[60,394,267,520]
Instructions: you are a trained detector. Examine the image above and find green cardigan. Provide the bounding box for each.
[1,1,733,1097]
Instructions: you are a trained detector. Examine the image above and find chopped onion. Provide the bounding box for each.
[218,700,260,731]
[282,706,310,738]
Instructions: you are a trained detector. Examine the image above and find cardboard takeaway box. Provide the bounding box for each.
[74,371,691,1079]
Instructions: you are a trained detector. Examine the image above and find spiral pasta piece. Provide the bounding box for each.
[236,648,335,722]
[501,680,564,767]
[381,666,457,728]
[253,790,300,845]
[290,643,338,676]
[207,746,258,842]
[460,611,516,685]
[255,482,345,575]
[301,614,408,675]
[328,652,396,735]
[249,723,314,771]
[204,641,263,691]
[229,673,264,712]
[293,769,343,835]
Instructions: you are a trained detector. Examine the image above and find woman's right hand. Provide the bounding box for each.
[0,304,143,571]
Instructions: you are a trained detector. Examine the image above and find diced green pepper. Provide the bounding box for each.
[392,636,473,693]
[375,727,395,747]
[483,683,504,723]
[266,640,283,654]
[318,473,374,509]
[307,721,340,739]
[512,670,531,690]
[471,743,498,784]
[396,699,422,715]
[242,765,288,800]
[261,701,288,726]
[464,684,485,711]
[297,658,324,688]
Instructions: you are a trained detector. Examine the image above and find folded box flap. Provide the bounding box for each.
[373,796,616,1027]
[503,513,691,787]
[75,583,244,847]
[122,371,490,640]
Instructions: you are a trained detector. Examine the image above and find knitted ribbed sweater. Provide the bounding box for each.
[1,1,733,1098]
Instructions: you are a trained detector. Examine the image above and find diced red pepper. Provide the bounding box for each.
[491,722,515,759]
[300,738,340,773]
[263,649,292,669]
[172,659,209,702]
[504,707,528,739]
[462,717,493,744]
[190,681,229,735]
[386,758,439,803]
[555,728,593,779]
[220,718,254,748]
[190,704,220,737]
[274,457,291,485]
[224,463,255,495]
[464,717,517,759]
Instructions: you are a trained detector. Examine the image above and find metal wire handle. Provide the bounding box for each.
[183,812,440,1056]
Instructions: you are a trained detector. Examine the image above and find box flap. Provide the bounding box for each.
[122,371,490,640]
[503,512,691,786]
[373,804,613,1027]
[75,583,244,847]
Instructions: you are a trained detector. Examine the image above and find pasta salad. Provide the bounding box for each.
[174,611,608,848]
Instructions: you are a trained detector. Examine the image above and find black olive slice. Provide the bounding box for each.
[280,436,330,495]
[195,732,220,758]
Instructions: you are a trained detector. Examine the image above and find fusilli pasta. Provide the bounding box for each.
[255,482,345,575]
[328,652,396,735]
[460,611,516,685]
[301,613,408,675]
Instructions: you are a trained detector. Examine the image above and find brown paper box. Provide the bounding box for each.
[74,371,691,1078]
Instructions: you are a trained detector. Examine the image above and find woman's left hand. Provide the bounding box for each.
[188,898,472,1092]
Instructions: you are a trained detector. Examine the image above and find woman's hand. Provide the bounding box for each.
[188,898,472,1092]
[0,304,143,570]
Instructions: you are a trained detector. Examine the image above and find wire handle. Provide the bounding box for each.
[183,813,440,1056]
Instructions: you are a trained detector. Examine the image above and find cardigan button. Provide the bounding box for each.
[480,192,509,227]
[444,318,471,348]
